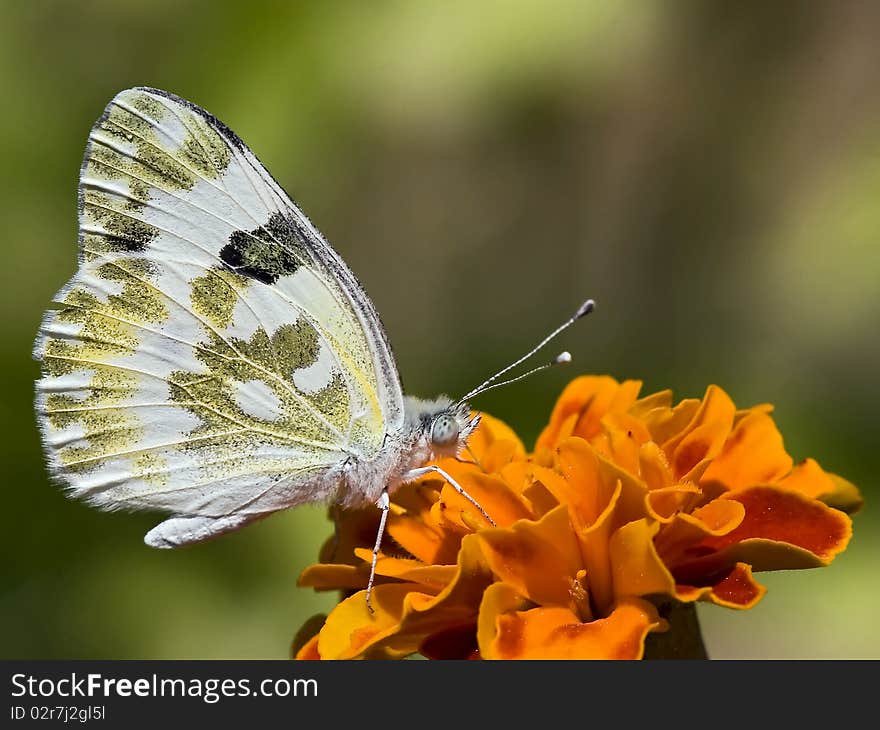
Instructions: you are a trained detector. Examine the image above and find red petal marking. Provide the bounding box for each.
[675,562,766,609]
[673,420,731,478]
[703,486,852,561]
[710,563,765,607]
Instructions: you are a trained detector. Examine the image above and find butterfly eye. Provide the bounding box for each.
[431,414,460,447]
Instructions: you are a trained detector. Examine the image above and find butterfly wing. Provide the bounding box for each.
[34,87,404,546]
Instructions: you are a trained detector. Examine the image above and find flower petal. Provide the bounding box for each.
[701,412,793,491]
[702,486,853,565]
[386,515,462,565]
[780,459,864,513]
[318,505,380,566]
[554,437,648,528]
[477,582,530,654]
[672,419,733,479]
[467,412,526,461]
[664,385,735,472]
[477,504,582,610]
[645,485,702,522]
[651,498,747,574]
[598,412,653,475]
[437,467,534,529]
[298,563,367,591]
[822,472,864,514]
[609,519,676,598]
[675,562,767,609]
[641,397,700,445]
[629,389,674,416]
[482,598,662,660]
[639,441,674,491]
[317,535,494,659]
[351,549,457,590]
[294,634,322,660]
[536,376,642,450]
[377,480,463,564]
[317,583,423,660]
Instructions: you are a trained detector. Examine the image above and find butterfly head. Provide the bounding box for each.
[430,401,480,457]
[404,397,480,460]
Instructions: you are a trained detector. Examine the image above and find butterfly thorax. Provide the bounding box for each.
[333,396,478,509]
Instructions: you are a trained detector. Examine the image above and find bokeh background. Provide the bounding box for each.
[2,0,878,659]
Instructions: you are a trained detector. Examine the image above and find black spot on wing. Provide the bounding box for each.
[220,212,306,285]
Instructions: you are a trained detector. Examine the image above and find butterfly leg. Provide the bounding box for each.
[366,489,391,614]
[403,465,496,527]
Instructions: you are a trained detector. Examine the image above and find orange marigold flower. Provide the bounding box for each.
[295,376,861,660]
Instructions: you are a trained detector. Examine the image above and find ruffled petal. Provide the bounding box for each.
[316,535,494,659]
[701,412,793,491]
[536,376,642,450]
[609,519,676,597]
[436,467,533,530]
[477,504,582,610]
[780,459,863,513]
[675,562,766,609]
[317,583,425,660]
[701,486,853,565]
[482,598,662,660]
[296,377,860,660]
[662,385,735,466]
[653,498,746,566]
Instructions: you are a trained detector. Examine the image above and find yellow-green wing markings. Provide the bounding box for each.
[79,134,354,440]
[83,97,381,434]
[35,87,405,540]
[94,88,377,397]
[80,245,351,441]
[218,131,402,444]
[38,92,343,498]
[147,85,393,446]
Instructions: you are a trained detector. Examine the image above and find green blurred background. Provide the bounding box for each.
[1,0,878,659]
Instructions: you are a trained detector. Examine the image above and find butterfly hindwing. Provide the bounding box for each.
[34,87,404,544]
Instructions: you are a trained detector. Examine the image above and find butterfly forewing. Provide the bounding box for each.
[34,87,403,541]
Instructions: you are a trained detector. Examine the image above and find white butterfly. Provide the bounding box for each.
[33,87,592,608]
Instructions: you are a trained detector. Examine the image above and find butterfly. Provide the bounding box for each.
[33,87,593,609]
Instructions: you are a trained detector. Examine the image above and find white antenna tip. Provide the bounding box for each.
[555,351,572,364]
[575,299,595,319]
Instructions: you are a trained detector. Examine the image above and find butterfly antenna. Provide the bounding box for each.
[455,299,595,406]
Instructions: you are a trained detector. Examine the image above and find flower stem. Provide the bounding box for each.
[643,600,709,659]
